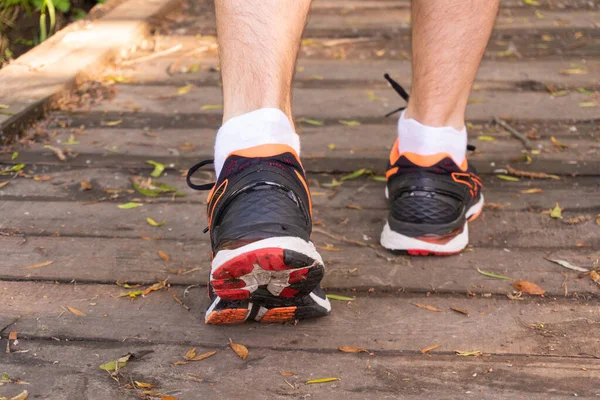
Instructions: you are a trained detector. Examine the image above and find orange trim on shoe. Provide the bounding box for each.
[294,170,313,216]
[230,144,301,164]
[388,139,469,171]
[207,179,228,227]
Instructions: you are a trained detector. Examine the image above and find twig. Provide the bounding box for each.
[506,165,559,180]
[312,227,376,249]
[120,44,183,66]
[494,117,533,150]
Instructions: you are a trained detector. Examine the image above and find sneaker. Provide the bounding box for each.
[380,74,484,255]
[186,144,331,324]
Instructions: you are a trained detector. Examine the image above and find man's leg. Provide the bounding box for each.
[381,0,499,255]
[187,0,331,325]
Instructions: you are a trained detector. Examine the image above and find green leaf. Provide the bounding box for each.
[118,202,143,209]
[523,0,540,5]
[455,350,482,357]
[306,377,340,384]
[146,217,166,227]
[322,178,342,188]
[201,104,222,110]
[496,174,520,182]
[579,102,597,107]
[341,168,368,181]
[477,268,511,280]
[133,181,182,197]
[370,176,387,182]
[338,120,361,127]
[119,290,144,299]
[299,118,324,126]
[11,152,19,160]
[99,354,131,371]
[550,203,562,219]
[0,104,8,109]
[577,88,594,96]
[477,135,495,141]
[0,163,25,175]
[146,160,165,178]
[64,134,79,145]
[326,294,355,301]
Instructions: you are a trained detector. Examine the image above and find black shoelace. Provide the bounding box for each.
[384,73,476,152]
[186,159,216,191]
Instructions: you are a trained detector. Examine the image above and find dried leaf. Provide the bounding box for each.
[229,338,248,360]
[496,174,520,182]
[590,271,600,285]
[67,306,86,316]
[338,120,361,127]
[341,168,368,181]
[477,135,495,141]
[550,203,563,219]
[146,160,165,178]
[142,279,168,296]
[201,104,222,110]
[559,68,588,75]
[161,396,179,400]
[413,303,442,312]
[338,346,368,353]
[191,350,216,361]
[33,175,52,182]
[477,268,511,280]
[513,280,545,295]
[579,102,597,107]
[455,350,482,357]
[183,347,197,360]
[551,136,569,149]
[104,120,123,127]
[147,217,166,227]
[172,361,188,365]
[546,259,589,272]
[306,377,340,385]
[99,354,131,371]
[450,307,470,316]
[21,260,53,270]
[280,371,295,377]
[8,331,17,340]
[158,250,171,262]
[135,381,157,388]
[520,188,543,194]
[328,143,336,150]
[118,202,143,209]
[507,165,559,180]
[132,177,181,197]
[563,215,590,225]
[80,180,92,190]
[42,145,66,161]
[7,390,28,400]
[326,294,355,301]
[421,344,442,354]
[0,104,8,108]
[177,84,193,95]
[0,181,8,188]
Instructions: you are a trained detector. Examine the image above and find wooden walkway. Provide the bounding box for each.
[1,0,599,398]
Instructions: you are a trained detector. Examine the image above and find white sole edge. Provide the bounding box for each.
[380,195,484,253]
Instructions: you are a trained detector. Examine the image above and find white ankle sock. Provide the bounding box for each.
[214,108,300,177]
[397,111,467,167]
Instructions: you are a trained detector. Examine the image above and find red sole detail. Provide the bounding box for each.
[279,287,299,298]
[213,289,250,300]
[211,279,246,290]
[288,268,309,283]
[205,308,248,325]
[407,249,463,256]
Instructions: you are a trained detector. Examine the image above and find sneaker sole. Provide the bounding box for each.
[211,237,325,301]
[205,292,331,325]
[380,195,484,255]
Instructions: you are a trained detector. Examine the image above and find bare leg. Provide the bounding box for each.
[215,0,312,126]
[404,0,500,130]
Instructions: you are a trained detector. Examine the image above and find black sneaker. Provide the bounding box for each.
[380,74,484,255]
[186,144,331,324]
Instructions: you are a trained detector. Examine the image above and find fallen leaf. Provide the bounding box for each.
[64,134,80,145]
[560,68,588,75]
[158,250,171,262]
[413,303,442,312]
[21,260,53,270]
[99,354,131,371]
[104,120,123,127]
[328,143,336,150]
[306,377,340,384]
[33,175,52,182]
[300,118,324,126]
[11,152,18,160]
[341,168,368,181]
[142,279,168,296]
[496,174,520,182]
[43,145,67,161]
[338,346,368,353]
[118,202,143,209]
[171,361,188,365]
[7,390,28,400]
[201,104,222,110]
[506,165,559,180]
[477,268,511,280]
[579,102,597,107]
[0,104,8,108]
[563,215,590,225]
[229,338,248,360]
[455,350,482,357]
[477,135,495,141]
[370,176,387,182]
[450,307,470,316]
[147,217,166,227]
[550,203,563,219]
[67,306,86,316]
[1,164,25,175]
[322,178,342,188]
[551,136,569,149]
[578,88,594,95]
[513,280,545,295]
[0,181,8,188]
[177,84,193,95]
[119,290,144,299]
[338,120,361,127]
[9,331,17,340]
[135,381,157,388]
[326,294,355,301]
[80,181,92,190]
[146,160,165,178]
[132,177,181,197]
[520,188,543,194]
[161,396,179,400]
[191,350,216,361]
[590,271,600,285]
[421,344,442,354]
[184,347,197,360]
[280,371,295,377]
[546,259,589,272]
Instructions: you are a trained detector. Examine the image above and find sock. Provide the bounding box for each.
[214,108,300,177]
[397,111,467,167]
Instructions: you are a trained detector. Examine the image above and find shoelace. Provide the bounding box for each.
[186,159,216,191]
[384,73,476,152]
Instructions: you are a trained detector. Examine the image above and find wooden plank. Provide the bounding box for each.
[0,0,182,142]
[88,85,600,121]
[2,281,599,357]
[1,200,598,248]
[1,235,598,296]
[2,169,599,212]
[2,341,599,400]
